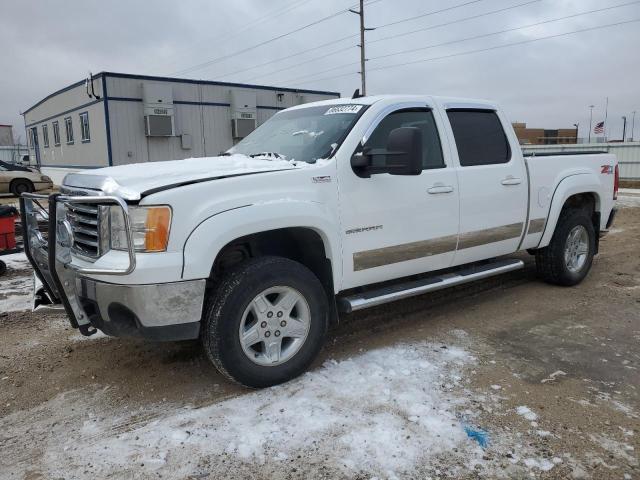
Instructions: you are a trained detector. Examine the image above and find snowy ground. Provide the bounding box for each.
[1,339,564,479]
[1,203,639,479]
[0,252,32,312]
[617,188,640,208]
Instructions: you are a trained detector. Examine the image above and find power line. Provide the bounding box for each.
[368,0,541,45]
[291,18,640,87]
[170,0,383,77]
[244,44,356,83]
[372,0,640,61]
[275,1,640,85]
[374,0,489,30]
[220,0,498,82]
[152,0,313,74]
[214,35,357,80]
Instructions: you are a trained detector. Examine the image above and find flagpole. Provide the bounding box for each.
[604,97,609,142]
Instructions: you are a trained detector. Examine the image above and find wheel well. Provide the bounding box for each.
[210,227,337,321]
[560,192,600,253]
[10,178,32,187]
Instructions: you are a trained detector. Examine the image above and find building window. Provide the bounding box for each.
[29,127,38,148]
[79,112,90,142]
[64,116,74,144]
[42,124,49,148]
[52,121,61,146]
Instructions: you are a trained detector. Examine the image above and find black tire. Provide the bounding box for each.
[202,256,329,388]
[10,179,34,197]
[535,207,595,286]
[0,260,6,276]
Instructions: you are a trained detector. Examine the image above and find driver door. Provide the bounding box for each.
[338,105,460,290]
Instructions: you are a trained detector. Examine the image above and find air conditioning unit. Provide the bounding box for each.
[230,90,257,139]
[142,83,174,137]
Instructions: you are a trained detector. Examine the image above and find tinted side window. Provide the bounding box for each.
[447,110,511,166]
[366,109,445,170]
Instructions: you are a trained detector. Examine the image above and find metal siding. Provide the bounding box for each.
[24,74,339,168]
[523,142,640,179]
[23,80,109,168]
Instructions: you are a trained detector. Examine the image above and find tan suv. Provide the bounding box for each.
[0,162,53,196]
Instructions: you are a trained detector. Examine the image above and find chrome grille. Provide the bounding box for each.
[66,203,101,258]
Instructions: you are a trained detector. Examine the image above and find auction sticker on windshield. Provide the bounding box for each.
[324,105,363,115]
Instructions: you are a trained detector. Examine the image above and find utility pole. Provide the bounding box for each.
[588,105,594,143]
[622,116,627,142]
[632,111,636,142]
[349,0,374,96]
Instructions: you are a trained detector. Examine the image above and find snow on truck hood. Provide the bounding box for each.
[62,155,308,200]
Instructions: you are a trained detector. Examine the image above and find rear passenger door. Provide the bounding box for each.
[445,108,527,265]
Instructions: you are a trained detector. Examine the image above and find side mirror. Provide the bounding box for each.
[351,127,423,177]
[385,127,423,176]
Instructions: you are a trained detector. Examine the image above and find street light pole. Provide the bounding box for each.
[622,116,627,142]
[632,111,637,142]
[588,105,594,143]
[573,123,579,144]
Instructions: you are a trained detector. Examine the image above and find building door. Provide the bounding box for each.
[29,127,40,167]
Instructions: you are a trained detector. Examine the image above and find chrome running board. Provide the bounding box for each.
[338,258,524,313]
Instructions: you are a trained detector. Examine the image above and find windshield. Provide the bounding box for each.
[228,104,367,163]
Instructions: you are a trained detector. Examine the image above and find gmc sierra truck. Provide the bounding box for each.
[21,95,618,388]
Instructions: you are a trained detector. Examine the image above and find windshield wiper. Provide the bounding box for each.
[248,152,283,159]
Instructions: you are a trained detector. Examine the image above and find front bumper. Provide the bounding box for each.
[20,192,205,341]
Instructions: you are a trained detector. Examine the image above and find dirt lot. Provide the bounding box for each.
[0,201,639,479]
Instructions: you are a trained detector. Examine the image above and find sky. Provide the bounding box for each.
[1,0,639,143]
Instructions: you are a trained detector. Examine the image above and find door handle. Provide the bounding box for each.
[427,183,454,194]
[501,176,522,186]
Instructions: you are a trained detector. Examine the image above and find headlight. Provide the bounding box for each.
[109,205,172,252]
[41,175,52,182]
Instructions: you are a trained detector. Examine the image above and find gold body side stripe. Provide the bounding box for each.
[353,235,458,271]
[457,222,523,250]
[353,222,524,271]
[527,218,546,234]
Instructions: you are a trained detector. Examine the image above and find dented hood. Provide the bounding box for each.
[62,155,303,200]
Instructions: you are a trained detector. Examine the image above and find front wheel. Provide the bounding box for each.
[535,207,595,286]
[10,179,34,196]
[202,256,329,388]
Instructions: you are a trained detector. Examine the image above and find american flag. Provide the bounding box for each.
[594,121,605,134]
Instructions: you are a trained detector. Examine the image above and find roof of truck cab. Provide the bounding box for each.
[285,94,498,111]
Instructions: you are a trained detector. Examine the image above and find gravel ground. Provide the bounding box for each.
[0,203,638,479]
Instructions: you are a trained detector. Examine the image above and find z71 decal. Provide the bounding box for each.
[601,165,614,174]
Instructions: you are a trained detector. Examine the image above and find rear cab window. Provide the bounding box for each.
[446,109,511,166]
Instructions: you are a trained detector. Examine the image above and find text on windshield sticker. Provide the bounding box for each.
[324,105,363,115]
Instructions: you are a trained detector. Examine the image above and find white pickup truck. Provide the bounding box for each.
[21,94,618,387]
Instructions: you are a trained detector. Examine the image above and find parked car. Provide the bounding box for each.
[0,161,52,195]
[21,94,618,388]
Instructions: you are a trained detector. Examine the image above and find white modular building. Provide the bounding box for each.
[22,72,340,184]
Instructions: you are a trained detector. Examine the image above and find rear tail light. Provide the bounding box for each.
[613,164,619,200]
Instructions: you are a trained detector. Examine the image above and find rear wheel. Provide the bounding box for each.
[202,256,329,388]
[10,179,34,196]
[535,207,595,286]
[0,260,6,276]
